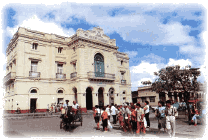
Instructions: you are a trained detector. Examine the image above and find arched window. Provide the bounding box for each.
[31,89,37,93]
[123,91,126,94]
[58,90,63,94]
[94,53,104,77]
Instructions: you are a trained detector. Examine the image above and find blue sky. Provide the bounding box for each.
[1,3,207,91]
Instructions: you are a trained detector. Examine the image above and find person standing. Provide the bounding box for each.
[144,101,150,128]
[93,105,101,130]
[131,105,137,133]
[155,101,166,134]
[111,104,117,124]
[117,105,126,132]
[165,100,178,137]
[101,107,108,132]
[123,103,132,133]
[136,103,146,135]
[106,105,111,120]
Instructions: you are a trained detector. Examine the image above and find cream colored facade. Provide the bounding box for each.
[137,86,160,107]
[3,27,131,113]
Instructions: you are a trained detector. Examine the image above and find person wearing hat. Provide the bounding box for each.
[165,100,178,137]
[136,103,146,134]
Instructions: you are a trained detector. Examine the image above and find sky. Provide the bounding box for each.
[1,2,207,92]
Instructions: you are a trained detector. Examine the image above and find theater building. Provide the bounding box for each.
[3,27,131,113]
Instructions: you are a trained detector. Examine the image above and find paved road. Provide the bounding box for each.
[3,112,206,138]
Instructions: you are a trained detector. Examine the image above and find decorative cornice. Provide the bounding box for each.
[55,61,66,64]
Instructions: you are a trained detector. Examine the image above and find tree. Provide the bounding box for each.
[142,65,201,124]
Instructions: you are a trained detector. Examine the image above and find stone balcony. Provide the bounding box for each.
[3,72,16,85]
[70,72,77,79]
[87,72,115,81]
[29,71,40,78]
[56,73,66,80]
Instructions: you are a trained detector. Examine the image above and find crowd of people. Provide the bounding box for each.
[93,101,151,134]
[93,100,181,137]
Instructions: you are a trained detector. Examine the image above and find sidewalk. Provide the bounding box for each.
[3,110,94,119]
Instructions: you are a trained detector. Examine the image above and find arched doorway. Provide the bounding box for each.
[98,87,104,107]
[94,53,104,77]
[86,87,93,110]
[109,88,114,105]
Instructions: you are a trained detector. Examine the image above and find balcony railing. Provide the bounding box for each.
[56,73,66,80]
[70,72,77,79]
[121,80,126,85]
[29,71,40,78]
[87,72,115,81]
[3,72,16,84]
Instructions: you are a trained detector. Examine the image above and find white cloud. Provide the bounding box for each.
[179,45,205,67]
[124,51,138,58]
[167,58,192,69]
[5,4,201,47]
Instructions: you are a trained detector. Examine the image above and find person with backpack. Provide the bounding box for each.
[155,101,166,134]
[93,105,101,130]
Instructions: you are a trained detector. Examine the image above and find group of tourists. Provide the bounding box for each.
[94,100,180,137]
[93,101,150,134]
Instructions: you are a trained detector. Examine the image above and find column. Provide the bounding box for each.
[104,93,109,106]
[177,93,180,102]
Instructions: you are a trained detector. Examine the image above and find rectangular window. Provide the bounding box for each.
[57,64,63,74]
[149,97,155,102]
[32,43,38,50]
[141,97,146,103]
[73,63,76,71]
[31,61,38,72]
[58,47,63,53]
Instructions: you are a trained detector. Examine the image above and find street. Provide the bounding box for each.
[3,112,206,138]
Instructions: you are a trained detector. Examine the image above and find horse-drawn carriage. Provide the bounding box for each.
[60,106,83,130]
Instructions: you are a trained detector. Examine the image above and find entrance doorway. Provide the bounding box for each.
[58,98,64,104]
[98,87,104,107]
[30,98,37,113]
[86,87,93,110]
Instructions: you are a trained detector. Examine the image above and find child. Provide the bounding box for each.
[101,107,108,132]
